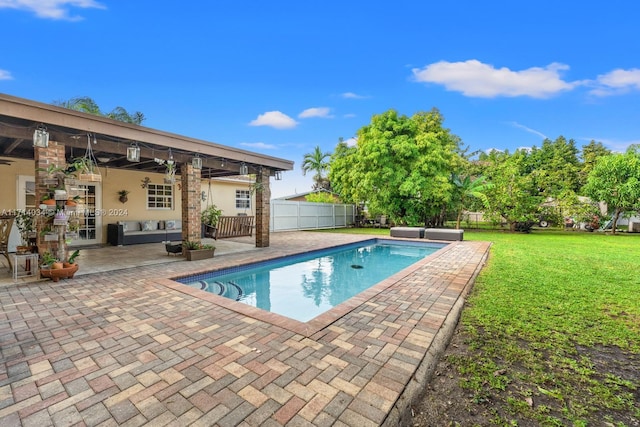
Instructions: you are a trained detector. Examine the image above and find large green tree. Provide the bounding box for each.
[582,152,640,234]
[53,96,146,124]
[329,138,360,204]
[579,140,611,188]
[481,149,543,231]
[329,109,462,226]
[301,145,331,190]
[527,136,581,197]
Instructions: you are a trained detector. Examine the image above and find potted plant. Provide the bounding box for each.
[71,152,101,182]
[40,193,56,209]
[15,210,35,253]
[118,190,130,203]
[40,249,80,282]
[201,204,222,238]
[154,157,177,184]
[183,240,215,261]
[65,195,81,208]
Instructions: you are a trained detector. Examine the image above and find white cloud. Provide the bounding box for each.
[343,113,356,118]
[412,60,579,98]
[0,0,106,20]
[298,107,333,119]
[239,142,277,150]
[0,69,13,80]
[248,111,297,129]
[509,121,547,140]
[589,68,640,96]
[344,137,357,147]
[580,137,640,153]
[341,92,368,99]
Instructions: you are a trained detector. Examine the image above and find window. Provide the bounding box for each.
[236,189,251,209]
[147,184,173,209]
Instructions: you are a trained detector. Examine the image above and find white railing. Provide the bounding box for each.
[270,200,356,232]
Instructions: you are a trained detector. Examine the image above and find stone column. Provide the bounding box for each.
[255,168,271,247]
[34,142,65,254]
[180,163,201,244]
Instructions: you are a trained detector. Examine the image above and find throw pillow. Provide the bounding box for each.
[141,220,156,232]
[118,221,128,232]
[165,220,176,230]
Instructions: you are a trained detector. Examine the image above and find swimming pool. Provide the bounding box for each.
[176,239,446,322]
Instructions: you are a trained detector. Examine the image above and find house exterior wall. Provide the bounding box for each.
[201,177,256,216]
[1,159,256,246]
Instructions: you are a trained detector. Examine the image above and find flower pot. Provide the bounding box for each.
[185,248,215,261]
[40,263,78,282]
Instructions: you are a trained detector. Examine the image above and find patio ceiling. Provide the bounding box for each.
[0,93,294,179]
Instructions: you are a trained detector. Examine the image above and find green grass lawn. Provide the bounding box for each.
[319,227,640,425]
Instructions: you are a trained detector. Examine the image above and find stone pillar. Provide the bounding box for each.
[34,142,65,254]
[255,168,271,248]
[181,163,201,244]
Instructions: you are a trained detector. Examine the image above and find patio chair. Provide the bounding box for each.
[0,215,15,271]
[373,215,387,228]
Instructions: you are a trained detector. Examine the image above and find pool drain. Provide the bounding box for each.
[351,264,363,269]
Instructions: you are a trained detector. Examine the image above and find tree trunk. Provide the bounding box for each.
[611,208,621,235]
[456,209,462,229]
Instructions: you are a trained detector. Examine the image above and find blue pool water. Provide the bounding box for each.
[177,239,445,322]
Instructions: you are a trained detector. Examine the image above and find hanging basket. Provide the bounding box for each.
[75,134,102,183]
[79,173,102,182]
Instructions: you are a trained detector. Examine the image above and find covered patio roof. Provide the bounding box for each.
[0,92,294,178]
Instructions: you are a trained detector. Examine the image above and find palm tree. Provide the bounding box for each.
[53,96,145,124]
[451,174,492,229]
[301,146,331,190]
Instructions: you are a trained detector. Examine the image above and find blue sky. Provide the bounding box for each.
[1,1,639,198]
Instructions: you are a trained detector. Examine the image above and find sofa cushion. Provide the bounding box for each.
[140,220,159,232]
[165,220,177,230]
[119,220,141,232]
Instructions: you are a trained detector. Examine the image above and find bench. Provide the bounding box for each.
[203,216,254,239]
[390,227,425,238]
[424,228,464,241]
[107,219,182,246]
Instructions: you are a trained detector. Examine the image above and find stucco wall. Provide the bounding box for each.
[2,159,257,245]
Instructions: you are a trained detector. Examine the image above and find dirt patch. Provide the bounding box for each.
[410,327,640,426]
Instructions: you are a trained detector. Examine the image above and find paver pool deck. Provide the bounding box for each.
[0,231,490,426]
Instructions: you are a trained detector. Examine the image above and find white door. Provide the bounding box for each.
[70,181,102,246]
[14,176,103,248]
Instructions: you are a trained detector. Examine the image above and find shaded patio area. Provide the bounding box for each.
[0,231,490,426]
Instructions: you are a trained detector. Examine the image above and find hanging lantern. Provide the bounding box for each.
[192,155,202,170]
[127,143,140,162]
[33,126,49,147]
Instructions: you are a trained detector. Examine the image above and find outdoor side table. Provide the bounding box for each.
[12,253,39,281]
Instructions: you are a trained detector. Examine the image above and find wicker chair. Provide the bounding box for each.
[0,215,15,271]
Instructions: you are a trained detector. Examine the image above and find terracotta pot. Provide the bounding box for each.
[40,264,79,282]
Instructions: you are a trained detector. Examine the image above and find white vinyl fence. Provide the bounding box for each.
[270,200,356,232]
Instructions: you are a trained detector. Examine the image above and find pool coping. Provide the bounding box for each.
[160,238,454,337]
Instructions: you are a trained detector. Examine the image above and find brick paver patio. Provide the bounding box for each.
[0,231,490,426]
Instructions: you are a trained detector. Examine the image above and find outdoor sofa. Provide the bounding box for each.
[107,219,182,246]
